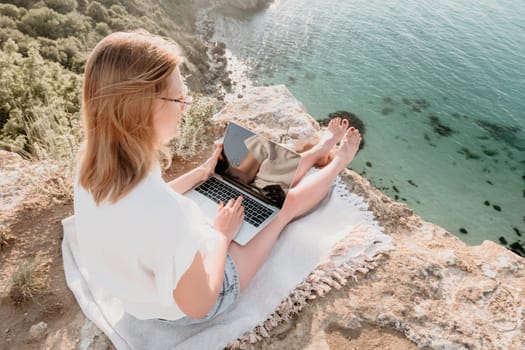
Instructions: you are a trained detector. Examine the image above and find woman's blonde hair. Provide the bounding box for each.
[79,30,181,205]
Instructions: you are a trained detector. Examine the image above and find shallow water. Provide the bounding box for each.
[206,0,525,251]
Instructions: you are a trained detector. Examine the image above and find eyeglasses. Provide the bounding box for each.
[159,96,193,106]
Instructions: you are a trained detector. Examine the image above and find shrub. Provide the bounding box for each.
[0,3,26,19]
[0,223,15,252]
[9,260,50,304]
[0,14,17,29]
[86,1,108,23]
[3,0,34,10]
[19,7,66,39]
[169,95,217,159]
[0,39,82,162]
[95,22,109,35]
[44,0,77,14]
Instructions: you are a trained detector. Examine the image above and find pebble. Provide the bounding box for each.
[514,227,522,237]
[28,322,48,341]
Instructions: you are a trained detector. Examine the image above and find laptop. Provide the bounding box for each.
[184,122,302,245]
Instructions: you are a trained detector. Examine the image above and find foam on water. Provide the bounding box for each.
[206,0,525,251]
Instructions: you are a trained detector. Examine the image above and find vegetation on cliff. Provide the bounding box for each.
[0,0,215,163]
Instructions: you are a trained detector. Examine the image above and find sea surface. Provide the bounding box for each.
[204,0,525,252]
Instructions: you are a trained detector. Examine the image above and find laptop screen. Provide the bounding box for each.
[215,122,301,208]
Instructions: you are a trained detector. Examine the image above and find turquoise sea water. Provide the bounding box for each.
[206,0,525,252]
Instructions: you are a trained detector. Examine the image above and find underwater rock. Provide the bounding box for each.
[394,194,399,200]
[514,228,522,237]
[366,161,372,167]
[382,96,393,103]
[393,186,399,193]
[509,241,525,257]
[458,147,480,160]
[475,119,525,152]
[499,236,508,245]
[493,205,501,212]
[210,41,226,56]
[484,201,490,206]
[402,98,410,105]
[287,76,296,84]
[434,124,453,137]
[481,148,498,157]
[460,228,468,234]
[486,180,493,185]
[424,133,431,141]
[381,107,394,115]
[428,114,454,137]
[408,180,418,187]
[304,72,316,81]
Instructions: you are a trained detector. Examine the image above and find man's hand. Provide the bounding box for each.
[213,196,244,242]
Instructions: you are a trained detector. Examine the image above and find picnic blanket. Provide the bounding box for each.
[62,174,393,349]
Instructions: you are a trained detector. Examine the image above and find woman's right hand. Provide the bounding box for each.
[213,196,244,242]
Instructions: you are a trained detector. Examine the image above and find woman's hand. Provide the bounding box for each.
[213,196,244,242]
[200,144,223,180]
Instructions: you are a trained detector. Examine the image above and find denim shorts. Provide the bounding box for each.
[160,254,240,325]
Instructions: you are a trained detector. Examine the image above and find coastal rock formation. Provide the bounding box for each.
[1,86,523,349]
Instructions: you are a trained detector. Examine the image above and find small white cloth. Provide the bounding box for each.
[62,175,393,349]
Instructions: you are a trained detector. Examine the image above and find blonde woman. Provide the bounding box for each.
[75,30,362,324]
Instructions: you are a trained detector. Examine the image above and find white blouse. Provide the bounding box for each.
[73,164,222,320]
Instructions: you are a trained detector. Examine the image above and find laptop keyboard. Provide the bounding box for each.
[195,177,275,227]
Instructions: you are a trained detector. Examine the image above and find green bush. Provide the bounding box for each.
[95,22,109,35]
[0,15,18,29]
[169,95,217,159]
[0,3,27,19]
[86,1,108,23]
[2,0,34,10]
[43,0,77,14]
[0,39,82,161]
[19,7,66,39]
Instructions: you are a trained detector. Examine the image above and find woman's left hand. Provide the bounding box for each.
[201,144,223,180]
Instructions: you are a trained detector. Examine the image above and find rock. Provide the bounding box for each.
[407,180,418,187]
[493,204,501,212]
[210,41,226,56]
[366,162,372,167]
[459,228,468,234]
[28,322,47,342]
[381,107,394,115]
[499,236,508,245]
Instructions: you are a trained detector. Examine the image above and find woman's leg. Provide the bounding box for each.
[229,128,362,291]
[291,117,349,187]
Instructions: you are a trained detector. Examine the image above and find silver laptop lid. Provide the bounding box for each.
[215,122,301,208]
